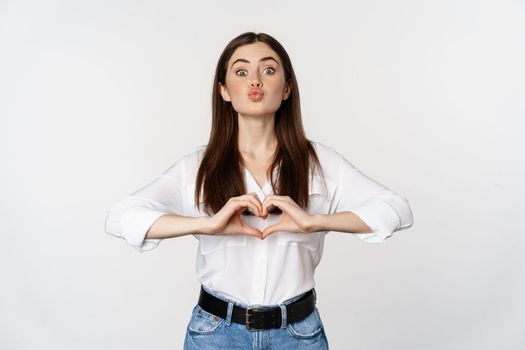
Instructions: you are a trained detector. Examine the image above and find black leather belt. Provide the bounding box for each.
[197,286,316,331]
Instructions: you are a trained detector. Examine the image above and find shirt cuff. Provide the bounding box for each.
[349,198,401,243]
[119,206,167,253]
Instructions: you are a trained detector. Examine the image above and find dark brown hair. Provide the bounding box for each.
[195,32,325,216]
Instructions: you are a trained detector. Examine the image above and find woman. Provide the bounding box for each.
[105,32,414,349]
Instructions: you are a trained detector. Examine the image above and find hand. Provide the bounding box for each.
[260,195,314,239]
[207,193,265,239]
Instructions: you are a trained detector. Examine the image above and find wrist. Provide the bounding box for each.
[306,214,325,233]
[198,216,216,235]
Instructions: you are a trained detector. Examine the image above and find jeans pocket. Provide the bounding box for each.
[286,307,324,340]
[187,304,225,336]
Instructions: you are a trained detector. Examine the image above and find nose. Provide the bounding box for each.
[250,73,262,87]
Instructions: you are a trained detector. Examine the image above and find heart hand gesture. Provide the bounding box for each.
[207,193,315,239]
[260,195,314,239]
[207,193,265,238]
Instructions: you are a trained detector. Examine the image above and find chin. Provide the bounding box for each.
[234,105,277,118]
[239,110,278,118]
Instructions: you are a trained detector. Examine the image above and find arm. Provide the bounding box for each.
[105,157,194,253]
[308,211,372,234]
[320,150,414,243]
[144,214,214,239]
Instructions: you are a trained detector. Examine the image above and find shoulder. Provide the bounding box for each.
[309,140,357,179]
[309,140,339,160]
[309,139,348,162]
[184,144,207,164]
[162,144,207,176]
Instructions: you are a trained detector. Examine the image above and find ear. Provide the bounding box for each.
[218,82,231,102]
[282,81,292,100]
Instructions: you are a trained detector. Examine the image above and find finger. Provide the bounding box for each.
[234,194,263,216]
[261,196,297,216]
[262,224,284,239]
[261,196,276,216]
[243,192,263,216]
[262,195,297,206]
[237,192,262,203]
[241,226,263,239]
[229,198,261,217]
[262,219,307,238]
[247,192,263,205]
[262,197,291,216]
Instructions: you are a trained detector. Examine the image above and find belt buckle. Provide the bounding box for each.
[245,307,265,331]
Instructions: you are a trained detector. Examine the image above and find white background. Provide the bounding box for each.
[1,0,524,349]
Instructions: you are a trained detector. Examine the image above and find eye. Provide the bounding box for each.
[263,67,275,74]
[235,69,247,77]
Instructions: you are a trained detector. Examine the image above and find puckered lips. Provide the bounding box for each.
[248,87,264,102]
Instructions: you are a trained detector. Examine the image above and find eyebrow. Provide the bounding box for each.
[230,56,280,69]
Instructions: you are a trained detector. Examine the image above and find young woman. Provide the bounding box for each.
[105,32,414,350]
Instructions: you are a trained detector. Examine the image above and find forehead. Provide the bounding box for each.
[228,42,282,65]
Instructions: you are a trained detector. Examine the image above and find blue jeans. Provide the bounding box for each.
[183,286,329,349]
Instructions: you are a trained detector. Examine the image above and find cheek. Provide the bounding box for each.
[224,79,242,97]
[223,80,244,109]
[267,76,286,93]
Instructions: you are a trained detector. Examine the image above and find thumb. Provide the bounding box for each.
[242,226,263,239]
[262,224,283,239]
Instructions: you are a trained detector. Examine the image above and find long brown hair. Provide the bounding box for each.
[195,32,325,216]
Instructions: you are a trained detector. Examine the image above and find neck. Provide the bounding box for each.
[237,112,278,157]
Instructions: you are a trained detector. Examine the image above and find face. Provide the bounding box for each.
[219,42,291,118]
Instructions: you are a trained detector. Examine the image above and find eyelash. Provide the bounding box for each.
[235,67,275,76]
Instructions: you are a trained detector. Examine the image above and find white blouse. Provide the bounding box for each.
[105,141,414,305]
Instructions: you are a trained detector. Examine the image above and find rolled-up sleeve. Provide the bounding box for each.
[105,158,185,253]
[331,153,414,243]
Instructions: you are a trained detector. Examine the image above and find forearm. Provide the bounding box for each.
[144,214,213,239]
[308,211,372,234]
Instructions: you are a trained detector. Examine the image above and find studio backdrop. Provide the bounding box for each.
[1,0,523,349]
